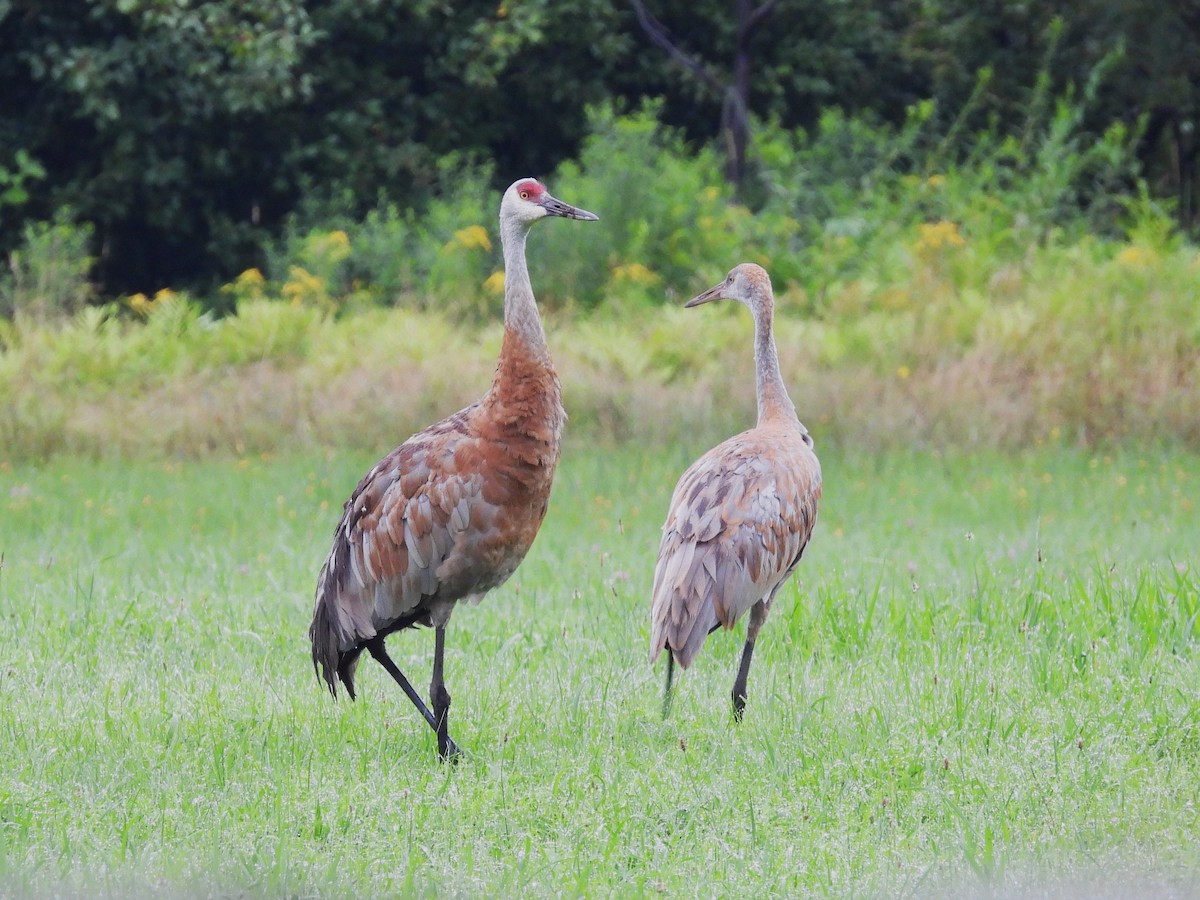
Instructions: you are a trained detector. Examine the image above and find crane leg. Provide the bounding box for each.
[732,599,770,722]
[662,653,675,720]
[732,637,756,721]
[430,624,460,762]
[663,621,721,720]
[366,638,439,731]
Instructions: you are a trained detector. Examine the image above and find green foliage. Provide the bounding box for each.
[0,105,1190,459]
[268,159,498,315]
[527,107,796,308]
[249,86,1142,319]
[611,0,926,147]
[0,218,1195,460]
[3,0,1198,296]
[0,148,45,210]
[0,212,94,321]
[288,0,626,219]
[0,0,316,291]
[906,1,1200,228]
[750,67,1142,311]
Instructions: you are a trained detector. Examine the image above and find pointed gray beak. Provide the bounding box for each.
[685,281,728,308]
[541,194,599,221]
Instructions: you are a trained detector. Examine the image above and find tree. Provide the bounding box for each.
[0,0,629,296]
[906,0,1200,228]
[629,0,778,195]
[621,0,926,199]
[3,0,1198,302]
[0,0,315,294]
[279,0,629,217]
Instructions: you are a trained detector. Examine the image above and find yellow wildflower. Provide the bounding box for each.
[1115,245,1158,268]
[453,225,493,252]
[915,220,966,253]
[237,270,264,298]
[610,263,660,286]
[926,174,946,189]
[281,266,326,306]
[221,268,267,302]
[483,271,506,294]
[302,230,351,267]
[127,288,176,316]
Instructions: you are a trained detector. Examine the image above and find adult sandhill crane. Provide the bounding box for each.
[650,263,821,720]
[309,178,598,760]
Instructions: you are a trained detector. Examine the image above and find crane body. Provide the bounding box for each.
[310,179,597,760]
[650,263,821,719]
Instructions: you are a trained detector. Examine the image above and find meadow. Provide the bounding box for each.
[1,440,1197,897]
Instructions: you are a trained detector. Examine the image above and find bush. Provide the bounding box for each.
[260,107,805,315]
[752,66,1141,313]
[0,216,1195,460]
[0,213,95,322]
[242,78,1143,321]
[267,157,497,317]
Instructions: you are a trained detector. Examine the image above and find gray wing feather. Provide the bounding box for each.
[312,412,494,662]
[650,426,821,668]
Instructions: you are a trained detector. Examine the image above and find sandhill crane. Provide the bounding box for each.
[650,263,821,720]
[309,178,598,760]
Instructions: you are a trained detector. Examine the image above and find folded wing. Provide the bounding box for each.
[650,429,821,668]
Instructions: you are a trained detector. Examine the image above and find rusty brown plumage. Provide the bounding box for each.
[309,178,597,759]
[650,263,822,719]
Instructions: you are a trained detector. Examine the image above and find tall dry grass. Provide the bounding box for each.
[0,231,1196,461]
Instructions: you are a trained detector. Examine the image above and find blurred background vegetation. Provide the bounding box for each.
[1,0,1197,298]
[0,0,1197,458]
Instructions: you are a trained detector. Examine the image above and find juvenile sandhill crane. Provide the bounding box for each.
[309,178,598,760]
[650,263,821,720]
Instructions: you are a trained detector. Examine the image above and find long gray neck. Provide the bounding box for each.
[753,303,798,425]
[500,215,550,363]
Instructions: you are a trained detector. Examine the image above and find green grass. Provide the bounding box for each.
[0,443,1198,896]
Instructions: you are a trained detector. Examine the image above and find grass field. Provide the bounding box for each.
[1,441,1198,897]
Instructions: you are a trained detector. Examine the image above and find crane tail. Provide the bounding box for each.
[336,647,363,700]
[310,585,363,699]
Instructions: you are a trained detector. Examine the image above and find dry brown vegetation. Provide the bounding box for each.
[2,244,1197,462]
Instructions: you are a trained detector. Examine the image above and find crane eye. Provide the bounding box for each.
[519,190,530,201]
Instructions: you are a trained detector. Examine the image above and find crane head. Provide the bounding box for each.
[686,263,773,311]
[501,178,599,225]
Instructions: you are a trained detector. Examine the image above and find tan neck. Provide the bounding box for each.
[753,304,797,426]
[499,215,551,367]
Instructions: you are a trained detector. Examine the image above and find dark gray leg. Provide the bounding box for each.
[663,621,723,720]
[430,624,460,762]
[662,653,676,720]
[366,638,438,730]
[732,599,771,721]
